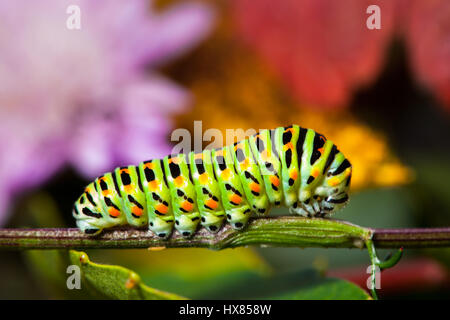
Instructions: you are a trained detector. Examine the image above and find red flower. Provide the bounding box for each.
[232,0,450,111]
[405,0,450,109]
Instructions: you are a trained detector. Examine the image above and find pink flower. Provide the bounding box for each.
[0,0,215,224]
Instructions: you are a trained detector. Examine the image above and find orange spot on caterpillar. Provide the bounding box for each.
[120,168,129,174]
[149,180,158,191]
[250,182,260,193]
[144,162,154,170]
[269,175,280,187]
[194,153,203,160]
[108,207,121,217]
[132,206,143,217]
[221,168,231,180]
[240,158,250,170]
[311,168,320,178]
[199,173,209,184]
[289,170,298,180]
[283,142,294,151]
[124,184,134,193]
[174,176,184,187]
[229,194,242,204]
[155,203,168,214]
[181,201,193,212]
[328,177,340,187]
[205,198,218,210]
[102,190,111,196]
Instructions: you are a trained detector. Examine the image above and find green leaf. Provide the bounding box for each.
[88,247,271,299]
[23,250,84,299]
[68,250,186,300]
[273,277,371,300]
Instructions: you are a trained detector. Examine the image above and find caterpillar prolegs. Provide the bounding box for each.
[73,125,352,238]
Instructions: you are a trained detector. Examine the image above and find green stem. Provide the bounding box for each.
[0,217,449,250]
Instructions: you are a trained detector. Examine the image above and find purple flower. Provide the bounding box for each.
[0,0,215,224]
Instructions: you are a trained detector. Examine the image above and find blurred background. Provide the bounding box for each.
[0,0,449,299]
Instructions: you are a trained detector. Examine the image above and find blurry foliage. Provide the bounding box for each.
[273,278,371,300]
[68,250,185,300]
[88,247,271,299]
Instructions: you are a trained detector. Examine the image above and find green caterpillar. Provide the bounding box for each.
[73,125,352,238]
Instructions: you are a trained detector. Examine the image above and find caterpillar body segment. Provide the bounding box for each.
[163,154,201,238]
[232,138,270,217]
[73,125,352,237]
[189,150,226,233]
[138,159,174,238]
[212,146,253,230]
[114,166,148,227]
[249,129,283,207]
[277,125,302,207]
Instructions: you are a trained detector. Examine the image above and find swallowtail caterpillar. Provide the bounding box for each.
[73,125,352,238]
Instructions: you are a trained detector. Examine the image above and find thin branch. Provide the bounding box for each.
[0,216,449,250]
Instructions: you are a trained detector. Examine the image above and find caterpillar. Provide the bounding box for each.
[73,125,352,238]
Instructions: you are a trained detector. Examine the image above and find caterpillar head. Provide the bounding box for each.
[149,217,174,239]
[226,205,252,230]
[318,158,352,215]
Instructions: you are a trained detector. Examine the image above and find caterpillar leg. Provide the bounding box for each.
[289,201,312,217]
[75,219,103,236]
[149,216,174,239]
[226,206,252,230]
[175,213,200,237]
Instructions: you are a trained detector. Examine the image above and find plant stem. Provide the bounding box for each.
[0,217,449,250]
